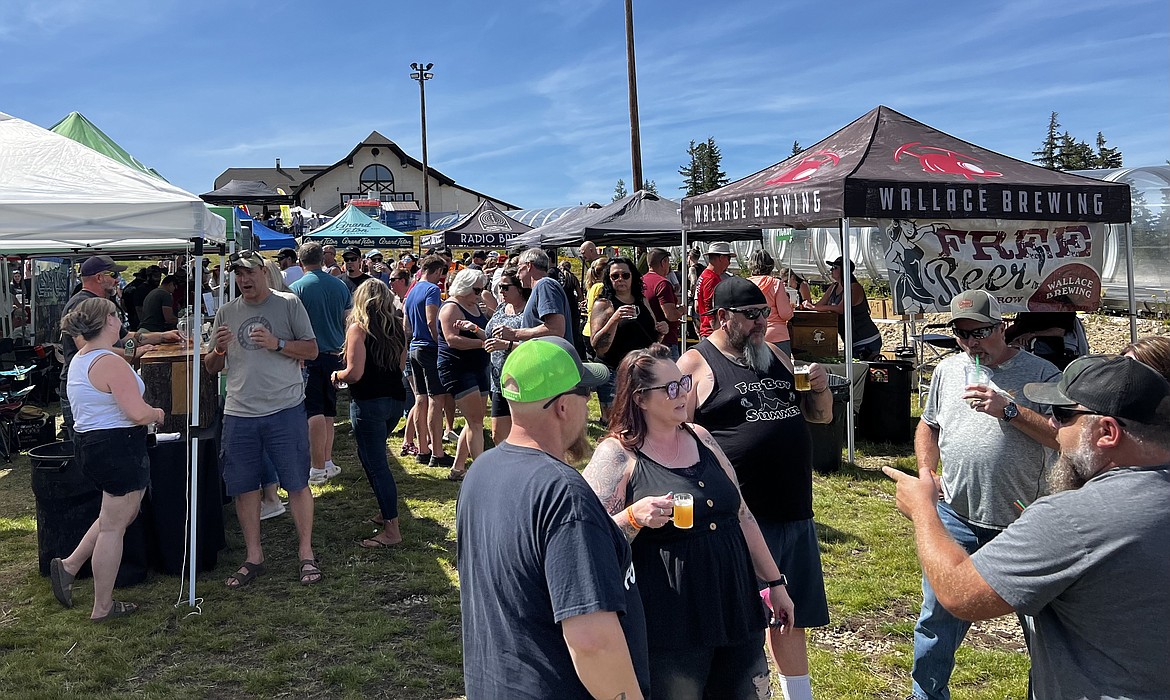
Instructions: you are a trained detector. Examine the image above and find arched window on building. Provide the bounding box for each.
[360,164,395,196]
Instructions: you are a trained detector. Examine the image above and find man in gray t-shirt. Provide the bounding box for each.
[888,355,1170,699]
[205,250,323,588]
[908,290,1060,700]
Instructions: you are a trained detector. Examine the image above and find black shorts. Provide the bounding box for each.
[304,353,342,417]
[75,426,150,497]
[755,516,830,628]
[490,391,511,418]
[408,346,446,396]
[438,358,490,400]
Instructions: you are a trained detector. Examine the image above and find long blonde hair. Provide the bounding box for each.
[349,279,404,371]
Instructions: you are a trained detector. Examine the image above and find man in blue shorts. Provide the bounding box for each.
[205,249,322,588]
[403,255,453,468]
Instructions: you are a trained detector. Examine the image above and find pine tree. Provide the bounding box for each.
[613,178,628,202]
[698,137,729,193]
[1056,132,1095,170]
[1033,112,1061,169]
[644,180,658,195]
[678,140,703,197]
[1094,132,1123,169]
[791,140,803,157]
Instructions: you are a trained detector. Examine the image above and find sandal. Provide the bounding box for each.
[50,558,75,609]
[399,443,419,456]
[92,600,138,623]
[299,559,323,585]
[224,561,266,589]
[360,536,400,549]
[447,468,467,481]
[366,514,386,526]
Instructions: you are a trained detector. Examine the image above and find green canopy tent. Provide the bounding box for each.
[50,112,167,181]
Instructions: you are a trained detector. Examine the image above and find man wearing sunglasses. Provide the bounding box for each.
[458,337,649,700]
[887,355,1170,699]
[678,276,832,700]
[905,289,1061,700]
[341,246,371,294]
[59,256,184,437]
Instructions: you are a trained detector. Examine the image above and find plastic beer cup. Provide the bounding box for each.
[794,365,812,391]
[672,493,694,529]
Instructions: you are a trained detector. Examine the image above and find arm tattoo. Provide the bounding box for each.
[583,440,631,515]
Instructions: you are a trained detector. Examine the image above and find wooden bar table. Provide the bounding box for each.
[139,343,219,434]
[790,310,839,360]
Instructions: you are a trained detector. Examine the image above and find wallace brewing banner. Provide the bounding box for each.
[879,218,1105,315]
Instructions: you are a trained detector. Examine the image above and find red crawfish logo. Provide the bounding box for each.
[764,149,841,185]
[893,142,1002,180]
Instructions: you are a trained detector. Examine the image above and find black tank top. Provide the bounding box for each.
[694,339,813,521]
[349,330,406,402]
[827,283,881,345]
[599,298,658,368]
[437,300,489,369]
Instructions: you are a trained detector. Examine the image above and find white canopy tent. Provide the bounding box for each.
[0,111,225,609]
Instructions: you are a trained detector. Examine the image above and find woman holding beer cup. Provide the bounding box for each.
[584,343,793,697]
[590,257,667,419]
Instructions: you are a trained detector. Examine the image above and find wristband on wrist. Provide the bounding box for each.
[625,506,643,530]
[213,347,226,356]
[766,575,788,588]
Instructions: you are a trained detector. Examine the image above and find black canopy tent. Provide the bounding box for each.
[682,105,1134,461]
[420,200,532,249]
[199,179,294,207]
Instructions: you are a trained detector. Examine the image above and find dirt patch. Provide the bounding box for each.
[813,602,1027,657]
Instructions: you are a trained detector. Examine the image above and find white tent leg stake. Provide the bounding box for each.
[840,218,855,464]
[185,243,205,608]
[1124,222,1137,343]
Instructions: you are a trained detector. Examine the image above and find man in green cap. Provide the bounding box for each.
[456,336,649,699]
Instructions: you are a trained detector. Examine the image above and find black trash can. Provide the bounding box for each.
[29,441,149,588]
[809,375,850,474]
[857,360,915,443]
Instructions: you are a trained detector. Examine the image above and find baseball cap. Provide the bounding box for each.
[342,246,362,259]
[500,336,609,403]
[276,247,297,261]
[365,249,384,259]
[227,249,265,270]
[950,290,1001,324]
[705,242,732,257]
[706,276,767,315]
[472,250,487,260]
[1024,355,1170,425]
[79,255,128,276]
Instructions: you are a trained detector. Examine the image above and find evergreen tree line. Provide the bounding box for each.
[1032,111,1122,171]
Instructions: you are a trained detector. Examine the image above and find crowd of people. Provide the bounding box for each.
[41,243,1170,698]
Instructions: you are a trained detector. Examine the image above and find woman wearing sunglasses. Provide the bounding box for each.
[810,256,883,360]
[590,258,668,420]
[583,343,793,698]
[436,268,491,479]
[482,267,529,445]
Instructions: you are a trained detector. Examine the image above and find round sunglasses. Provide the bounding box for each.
[635,374,693,399]
[610,271,632,280]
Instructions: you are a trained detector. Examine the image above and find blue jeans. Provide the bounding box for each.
[350,396,405,521]
[911,501,1004,700]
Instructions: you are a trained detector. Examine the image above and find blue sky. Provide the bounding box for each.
[2,0,1166,211]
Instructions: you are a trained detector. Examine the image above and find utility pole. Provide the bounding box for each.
[409,62,434,226]
[624,0,643,193]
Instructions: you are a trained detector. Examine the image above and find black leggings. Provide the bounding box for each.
[649,630,770,699]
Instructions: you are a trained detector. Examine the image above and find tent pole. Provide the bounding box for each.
[186,239,205,608]
[1124,222,1137,343]
[841,218,855,464]
[680,230,688,352]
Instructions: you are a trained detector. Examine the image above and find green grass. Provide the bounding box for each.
[0,399,1028,698]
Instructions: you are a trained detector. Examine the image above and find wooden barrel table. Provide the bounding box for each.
[140,343,219,434]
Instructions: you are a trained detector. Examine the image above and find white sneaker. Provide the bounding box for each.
[308,463,341,485]
[444,429,460,443]
[260,501,287,520]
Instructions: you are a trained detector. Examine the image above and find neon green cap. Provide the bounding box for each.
[500,337,609,403]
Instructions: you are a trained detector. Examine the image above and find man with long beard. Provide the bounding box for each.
[885,355,1170,699]
[678,276,832,700]
[456,336,650,699]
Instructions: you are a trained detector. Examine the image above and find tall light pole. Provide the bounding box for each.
[409,62,434,227]
[624,0,643,193]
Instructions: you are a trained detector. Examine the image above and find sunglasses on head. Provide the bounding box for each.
[953,324,999,341]
[229,249,262,263]
[635,374,692,400]
[610,271,632,280]
[728,306,771,320]
[542,385,591,409]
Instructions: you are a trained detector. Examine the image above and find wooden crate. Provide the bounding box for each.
[140,344,219,434]
[790,311,839,359]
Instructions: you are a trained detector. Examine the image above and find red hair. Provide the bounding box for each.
[605,343,673,451]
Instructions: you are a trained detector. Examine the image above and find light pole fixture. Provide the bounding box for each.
[409,62,435,227]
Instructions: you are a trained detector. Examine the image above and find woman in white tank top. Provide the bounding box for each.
[49,296,166,622]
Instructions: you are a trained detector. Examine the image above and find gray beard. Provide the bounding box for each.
[727,324,772,373]
[1049,427,1104,492]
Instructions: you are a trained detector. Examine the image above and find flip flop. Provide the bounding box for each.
[224,561,266,589]
[50,558,75,609]
[447,468,466,482]
[366,514,386,526]
[299,559,323,585]
[92,600,138,623]
[360,537,400,549]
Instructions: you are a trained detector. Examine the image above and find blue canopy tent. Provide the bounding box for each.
[303,204,414,250]
[235,209,296,251]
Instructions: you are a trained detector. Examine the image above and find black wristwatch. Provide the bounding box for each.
[1002,401,1019,422]
[766,575,788,588]
[273,338,287,353]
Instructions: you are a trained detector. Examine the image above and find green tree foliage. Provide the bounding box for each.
[1056,132,1095,170]
[1034,112,1123,171]
[1094,132,1123,169]
[791,140,803,157]
[1032,112,1061,169]
[679,137,729,196]
[643,179,658,195]
[613,178,628,202]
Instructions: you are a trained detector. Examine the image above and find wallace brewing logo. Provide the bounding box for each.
[764,150,840,185]
[893,143,1002,180]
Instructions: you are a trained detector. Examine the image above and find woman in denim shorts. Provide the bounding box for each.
[49,297,166,622]
[436,268,491,479]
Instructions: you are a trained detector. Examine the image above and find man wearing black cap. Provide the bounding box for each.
[906,289,1060,700]
[678,275,832,700]
[341,246,371,294]
[467,250,487,271]
[276,247,304,285]
[886,355,1170,699]
[458,336,649,699]
[58,256,183,435]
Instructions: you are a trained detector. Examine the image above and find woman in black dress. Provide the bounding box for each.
[583,343,794,698]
